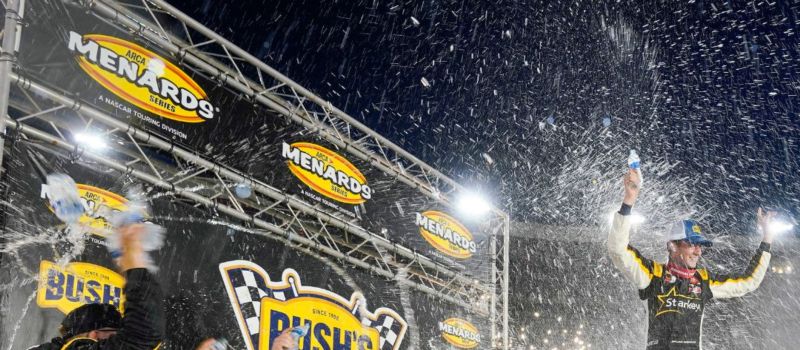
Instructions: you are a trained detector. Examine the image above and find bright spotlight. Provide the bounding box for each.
[768,220,794,235]
[457,191,492,216]
[74,132,108,150]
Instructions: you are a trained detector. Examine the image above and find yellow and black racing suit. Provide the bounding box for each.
[607,204,771,349]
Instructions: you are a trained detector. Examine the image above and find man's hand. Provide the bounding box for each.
[623,169,641,206]
[270,328,297,350]
[118,223,148,271]
[757,207,777,244]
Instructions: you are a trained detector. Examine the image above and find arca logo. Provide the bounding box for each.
[415,211,476,259]
[282,142,372,205]
[67,31,217,123]
[36,260,126,315]
[220,261,406,350]
[41,183,128,238]
[439,318,481,349]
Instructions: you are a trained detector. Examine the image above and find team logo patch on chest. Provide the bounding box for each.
[656,286,702,316]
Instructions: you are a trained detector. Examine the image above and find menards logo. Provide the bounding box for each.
[415,211,477,259]
[439,318,481,349]
[67,31,217,123]
[41,183,128,238]
[282,142,372,204]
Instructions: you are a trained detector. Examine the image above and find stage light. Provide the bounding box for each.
[456,191,492,217]
[74,132,108,150]
[768,220,794,235]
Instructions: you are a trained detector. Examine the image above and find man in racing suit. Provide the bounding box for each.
[608,169,773,349]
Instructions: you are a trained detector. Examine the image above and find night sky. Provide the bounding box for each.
[168,0,799,238]
[3,1,800,349]
[161,3,800,345]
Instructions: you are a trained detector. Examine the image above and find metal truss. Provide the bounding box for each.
[2,0,512,347]
[7,72,491,316]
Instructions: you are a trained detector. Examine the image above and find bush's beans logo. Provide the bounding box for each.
[439,318,481,349]
[36,260,125,315]
[282,142,372,205]
[220,261,406,350]
[41,183,128,238]
[67,31,217,123]
[415,211,476,259]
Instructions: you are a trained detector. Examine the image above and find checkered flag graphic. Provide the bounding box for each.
[225,267,299,350]
[371,314,404,350]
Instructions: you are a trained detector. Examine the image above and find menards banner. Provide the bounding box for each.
[0,144,496,350]
[10,6,494,345]
[18,1,267,156]
[361,181,493,281]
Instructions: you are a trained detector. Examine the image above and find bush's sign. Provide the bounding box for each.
[415,211,477,259]
[67,31,217,123]
[220,261,406,350]
[439,318,481,349]
[36,260,126,315]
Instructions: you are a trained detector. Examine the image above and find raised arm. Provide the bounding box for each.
[102,224,165,349]
[709,208,774,299]
[609,205,660,289]
[607,169,660,290]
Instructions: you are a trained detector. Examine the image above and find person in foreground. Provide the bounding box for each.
[29,223,165,350]
[608,169,774,349]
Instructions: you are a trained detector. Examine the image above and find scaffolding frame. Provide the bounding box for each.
[0,0,511,347]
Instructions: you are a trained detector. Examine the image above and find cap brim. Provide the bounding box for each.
[686,236,713,247]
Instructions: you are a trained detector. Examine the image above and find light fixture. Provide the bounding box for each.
[456,191,492,217]
[74,132,108,150]
[768,220,794,235]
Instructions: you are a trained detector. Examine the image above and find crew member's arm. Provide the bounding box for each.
[709,208,774,299]
[607,169,658,290]
[102,224,165,349]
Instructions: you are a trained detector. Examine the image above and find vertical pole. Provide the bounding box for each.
[490,223,498,349]
[0,0,22,169]
[502,212,510,350]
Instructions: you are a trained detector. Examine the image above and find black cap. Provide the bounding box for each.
[61,303,122,338]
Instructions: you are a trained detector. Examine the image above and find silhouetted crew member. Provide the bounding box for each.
[28,223,164,350]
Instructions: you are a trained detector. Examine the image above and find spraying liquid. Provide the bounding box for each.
[45,173,88,265]
[627,150,643,186]
[107,187,165,271]
[45,174,85,225]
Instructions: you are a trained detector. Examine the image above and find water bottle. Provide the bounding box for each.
[627,150,643,185]
[46,174,85,224]
[290,324,310,346]
[210,338,228,350]
[107,187,164,270]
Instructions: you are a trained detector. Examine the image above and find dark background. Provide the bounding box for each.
[164,0,800,348]
[3,0,800,348]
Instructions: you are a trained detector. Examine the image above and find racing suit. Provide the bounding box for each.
[28,268,164,350]
[607,204,771,349]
